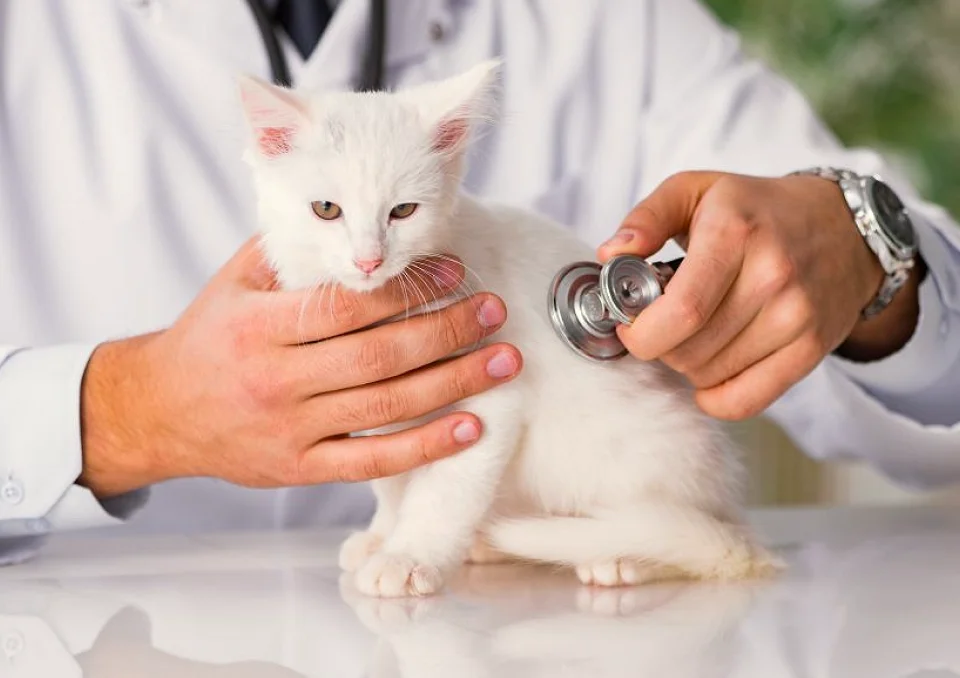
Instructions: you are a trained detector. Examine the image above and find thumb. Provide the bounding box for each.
[597,171,724,262]
[215,235,281,292]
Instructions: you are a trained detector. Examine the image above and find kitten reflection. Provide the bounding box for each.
[75,606,307,678]
[339,564,760,678]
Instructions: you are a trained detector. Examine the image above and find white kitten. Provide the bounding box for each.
[238,61,779,598]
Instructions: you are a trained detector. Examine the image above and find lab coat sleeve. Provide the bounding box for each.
[0,345,147,565]
[637,0,960,487]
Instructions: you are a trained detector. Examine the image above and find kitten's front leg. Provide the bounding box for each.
[354,388,523,598]
[339,474,408,572]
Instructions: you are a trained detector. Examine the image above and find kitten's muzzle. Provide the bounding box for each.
[354,258,384,275]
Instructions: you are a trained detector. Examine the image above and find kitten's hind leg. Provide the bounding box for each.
[339,475,408,572]
[465,531,513,565]
[488,502,782,585]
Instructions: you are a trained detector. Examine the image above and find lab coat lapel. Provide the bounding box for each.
[296,0,454,90]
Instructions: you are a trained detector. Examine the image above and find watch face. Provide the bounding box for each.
[869,179,916,250]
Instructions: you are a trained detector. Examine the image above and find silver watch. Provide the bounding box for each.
[792,167,918,318]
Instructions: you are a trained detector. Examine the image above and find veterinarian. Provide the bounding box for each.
[1,0,959,566]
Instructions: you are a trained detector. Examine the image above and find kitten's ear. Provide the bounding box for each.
[406,60,501,157]
[238,74,310,158]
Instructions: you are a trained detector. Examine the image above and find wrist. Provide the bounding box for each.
[837,254,927,362]
[78,333,177,498]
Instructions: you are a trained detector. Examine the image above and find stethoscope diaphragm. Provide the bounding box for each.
[548,254,682,361]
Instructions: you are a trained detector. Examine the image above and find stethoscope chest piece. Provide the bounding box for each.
[549,261,627,361]
[548,254,680,362]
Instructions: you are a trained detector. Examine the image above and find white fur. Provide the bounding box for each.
[238,61,780,598]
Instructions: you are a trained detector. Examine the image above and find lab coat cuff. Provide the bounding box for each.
[0,344,147,534]
[828,212,960,395]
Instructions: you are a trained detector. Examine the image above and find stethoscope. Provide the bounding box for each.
[244,0,387,90]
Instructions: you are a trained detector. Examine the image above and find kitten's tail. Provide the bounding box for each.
[485,504,782,581]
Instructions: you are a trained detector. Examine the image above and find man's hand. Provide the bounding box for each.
[79,237,521,497]
[597,171,922,421]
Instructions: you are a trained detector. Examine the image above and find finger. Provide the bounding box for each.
[313,342,522,438]
[597,171,724,261]
[300,412,485,484]
[686,290,812,389]
[616,209,745,361]
[694,334,823,421]
[284,293,508,395]
[254,257,466,345]
[661,248,787,376]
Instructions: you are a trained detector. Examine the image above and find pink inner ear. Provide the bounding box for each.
[257,127,295,157]
[433,118,469,154]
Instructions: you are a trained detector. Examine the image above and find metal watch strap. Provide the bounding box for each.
[790,167,907,319]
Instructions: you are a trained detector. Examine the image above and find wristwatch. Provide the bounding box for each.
[792,167,918,318]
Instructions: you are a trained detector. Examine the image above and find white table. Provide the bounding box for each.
[1,505,959,677]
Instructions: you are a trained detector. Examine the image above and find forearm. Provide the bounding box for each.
[78,334,179,498]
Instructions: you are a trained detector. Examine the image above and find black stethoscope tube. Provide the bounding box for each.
[244,0,386,90]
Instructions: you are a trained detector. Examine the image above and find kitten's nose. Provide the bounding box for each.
[354,258,383,274]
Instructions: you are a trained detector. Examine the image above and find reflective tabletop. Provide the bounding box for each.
[2,505,960,677]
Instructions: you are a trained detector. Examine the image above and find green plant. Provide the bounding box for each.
[704,0,960,219]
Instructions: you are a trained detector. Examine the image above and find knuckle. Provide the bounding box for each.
[754,251,795,295]
[239,363,282,409]
[354,455,388,482]
[368,387,409,425]
[438,306,472,350]
[356,337,400,377]
[330,292,363,328]
[662,349,699,376]
[449,363,479,400]
[776,291,817,332]
[674,297,709,331]
[327,398,368,431]
[226,308,263,359]
[721,393,761,421]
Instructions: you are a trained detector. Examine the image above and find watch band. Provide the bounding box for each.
[790,167,913,319]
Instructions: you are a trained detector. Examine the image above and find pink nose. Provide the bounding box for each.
[354,258,383,274]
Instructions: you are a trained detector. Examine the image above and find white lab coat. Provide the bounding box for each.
[1,0,960,563]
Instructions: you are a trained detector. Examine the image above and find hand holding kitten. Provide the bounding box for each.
[78,236,521,498]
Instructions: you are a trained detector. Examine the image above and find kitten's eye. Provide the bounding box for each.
[311,201,342,221]
[389,203,419,220]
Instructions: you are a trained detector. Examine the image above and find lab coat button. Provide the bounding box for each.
[2,631,24,658]
[429,21,445,42]
[1,481,23,505]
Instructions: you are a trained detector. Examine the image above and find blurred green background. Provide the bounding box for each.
[704,0,960,218]
[702,1,960,507]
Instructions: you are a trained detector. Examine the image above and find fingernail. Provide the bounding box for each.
[602,230,635,248]
[453,420,481,444]
[478,298,506,328]
[486,350,519,379]
[429,259,463,289]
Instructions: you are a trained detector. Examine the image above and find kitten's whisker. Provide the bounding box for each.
[413,252,488,293]
[296,281,326,345]
[406,264,450,345]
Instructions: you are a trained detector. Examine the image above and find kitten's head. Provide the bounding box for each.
[238,60,500,291]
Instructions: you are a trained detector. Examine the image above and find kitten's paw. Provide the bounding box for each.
[464,534,511,565]
[339,531,385,572]
[355,552,444,598]
[575,560,686,587]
